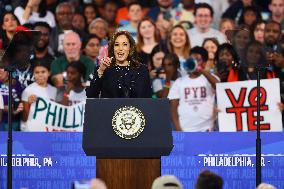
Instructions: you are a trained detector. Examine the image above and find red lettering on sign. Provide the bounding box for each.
[225,87,270,131]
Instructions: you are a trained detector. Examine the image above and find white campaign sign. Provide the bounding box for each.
[216,78,283,132]
[26,97,85,132]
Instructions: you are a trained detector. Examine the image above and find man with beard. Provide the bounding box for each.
[263,20,284,125]
[33,22,54,67]
[264,21,284,68]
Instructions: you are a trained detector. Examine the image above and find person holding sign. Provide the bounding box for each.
[56,61,86,106]
[168,47,219,131]
[21,61,57,131]
[86,30,152,98]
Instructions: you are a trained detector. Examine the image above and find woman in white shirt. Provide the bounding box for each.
[14,0,56,28]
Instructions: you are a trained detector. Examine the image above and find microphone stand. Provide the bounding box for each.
[1,30,41,189]
[5,65,14,189]
[255,64,262,187]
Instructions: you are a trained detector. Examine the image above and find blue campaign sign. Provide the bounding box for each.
[0,132,284,189]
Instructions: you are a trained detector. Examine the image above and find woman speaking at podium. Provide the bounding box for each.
[86,30,152,98]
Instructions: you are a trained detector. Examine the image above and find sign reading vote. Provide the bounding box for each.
[217,79,283,132]
[26,97,85,132]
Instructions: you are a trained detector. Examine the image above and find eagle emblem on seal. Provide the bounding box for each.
[112,106,146,139]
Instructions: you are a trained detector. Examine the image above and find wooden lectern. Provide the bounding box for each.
[83,98,173,189]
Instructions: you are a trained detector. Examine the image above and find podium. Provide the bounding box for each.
[83,98,173,189]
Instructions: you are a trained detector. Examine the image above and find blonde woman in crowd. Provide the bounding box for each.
[167,24,190,76]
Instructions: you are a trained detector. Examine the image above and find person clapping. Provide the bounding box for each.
[86,30,152,98]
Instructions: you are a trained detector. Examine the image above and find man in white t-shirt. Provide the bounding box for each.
[168,47,219,131]
[187,3,227,47]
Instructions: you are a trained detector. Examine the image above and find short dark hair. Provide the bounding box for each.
[195,170,223,189]
[190,46,208,62]
[127,1,142,10]
[67,61,87,79]
[56,2,75,14]
[82,34,101,49]
[194,3,214,17]
[265,20,281,32]
[32,60,50,72]
[104,0,118,8]
[33,21,51,32]
[162,53,180,69]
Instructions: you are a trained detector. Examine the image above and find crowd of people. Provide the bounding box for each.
[0,0,283,132]
[0,1,282,188]
[71,170,277,189]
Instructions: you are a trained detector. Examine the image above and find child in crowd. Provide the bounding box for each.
[21,61,57,131]
[168,47,219,132]
[219,18,235,35]
[152,53,180,98]
[0,69,23,131]
[56,61,86,106]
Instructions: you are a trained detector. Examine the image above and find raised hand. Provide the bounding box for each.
[14,102,24,114]
[28,95,37,104]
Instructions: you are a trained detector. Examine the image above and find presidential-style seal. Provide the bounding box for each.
[112,106,146,139]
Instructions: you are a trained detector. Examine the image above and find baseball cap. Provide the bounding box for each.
[152,175,183,189]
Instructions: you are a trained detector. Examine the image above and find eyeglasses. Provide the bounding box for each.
[57,12,72,16]
[196,14,211,18]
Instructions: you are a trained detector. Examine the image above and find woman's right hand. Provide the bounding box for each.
[98,57,112,75]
